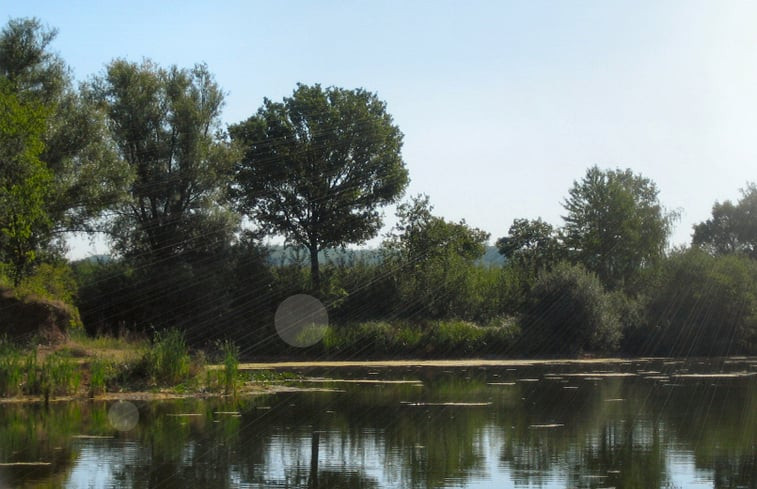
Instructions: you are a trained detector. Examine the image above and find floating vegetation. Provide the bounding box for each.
[562,372,635,377]
[0,462,51,466]
[672,372,755,378]
[402,402,492,407]
[298,378,423,384]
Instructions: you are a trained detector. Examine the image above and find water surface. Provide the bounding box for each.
[0,358,754,488]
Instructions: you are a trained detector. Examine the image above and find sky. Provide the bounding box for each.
[5,0,757,259]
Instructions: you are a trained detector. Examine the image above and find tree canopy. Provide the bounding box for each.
[692,183,757,259]
[229,83,408,288]
[0,80,52,283]
[91,59,238,260]
[562,166,674,289]
[0,17,129,274]
[496,218,562,275]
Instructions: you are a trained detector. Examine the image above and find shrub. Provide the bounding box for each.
[520,262,621,354]
[641,249,757,356]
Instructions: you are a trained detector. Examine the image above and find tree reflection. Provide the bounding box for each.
[0,360,754,488]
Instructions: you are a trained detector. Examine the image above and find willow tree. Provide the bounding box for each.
[1,18,130,240]
[230,83,408,288]
[92,59,238,260]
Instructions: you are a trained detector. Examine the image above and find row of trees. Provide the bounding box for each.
[2,18,755,356]
[1,18,408,290]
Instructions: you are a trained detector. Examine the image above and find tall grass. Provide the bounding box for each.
[0,339,24,396]
[219,339,239,395]
[322,319,520,358]
[0,345,82,400]
[40,353,81,397]
[88,358,112,396]
[144,329,191,386]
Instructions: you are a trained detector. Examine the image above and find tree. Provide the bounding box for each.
[1,18,130,240]
[639,249,757,355]
[383,195,490,319]
[229,83,408,288]
[562,166,675,290]
[91,59,238,260]
[0,80,52,284]
[692,183,757,259]
[496,218,563,275]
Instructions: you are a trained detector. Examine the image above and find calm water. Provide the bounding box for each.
[0,359,755,489]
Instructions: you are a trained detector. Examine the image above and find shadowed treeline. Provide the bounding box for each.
[1,18,756,358]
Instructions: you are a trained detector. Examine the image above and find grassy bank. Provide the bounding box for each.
[0,330,247,403]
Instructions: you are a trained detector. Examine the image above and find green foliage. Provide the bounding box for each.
[383,195,491,320]
[1,17,130,239]
[143,329,191,386]
[496,218,563,276]
[40,352,80,396]
[1,261,79,305]
[562,166,675,290]
[217,339,239,395]
[0,80,52,283]
[0,338,24,396]
[692,183,757,259]
[230,83,409,288]
[0,348,81,399]
[92,58,237,260]
[322,320,519,358]
[521,262,621,354]
[638,249,757,355]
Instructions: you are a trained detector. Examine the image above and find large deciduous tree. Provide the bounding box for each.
[0,80,52,284]
[562,166,674,289]
[692,184,757,259]
[92,59,238,260]
[1,18,130,240]
[229,83,408,288]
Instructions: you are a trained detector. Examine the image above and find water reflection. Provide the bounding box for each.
[0,359,754,488]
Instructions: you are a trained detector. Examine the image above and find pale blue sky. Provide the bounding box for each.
[5,1,757,258]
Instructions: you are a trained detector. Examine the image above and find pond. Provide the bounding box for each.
[0,358,754,488]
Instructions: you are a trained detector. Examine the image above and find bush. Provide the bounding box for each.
[519,262,621,355]
[641,249,757,356]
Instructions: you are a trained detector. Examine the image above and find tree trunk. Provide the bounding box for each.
[309,243,320,291]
